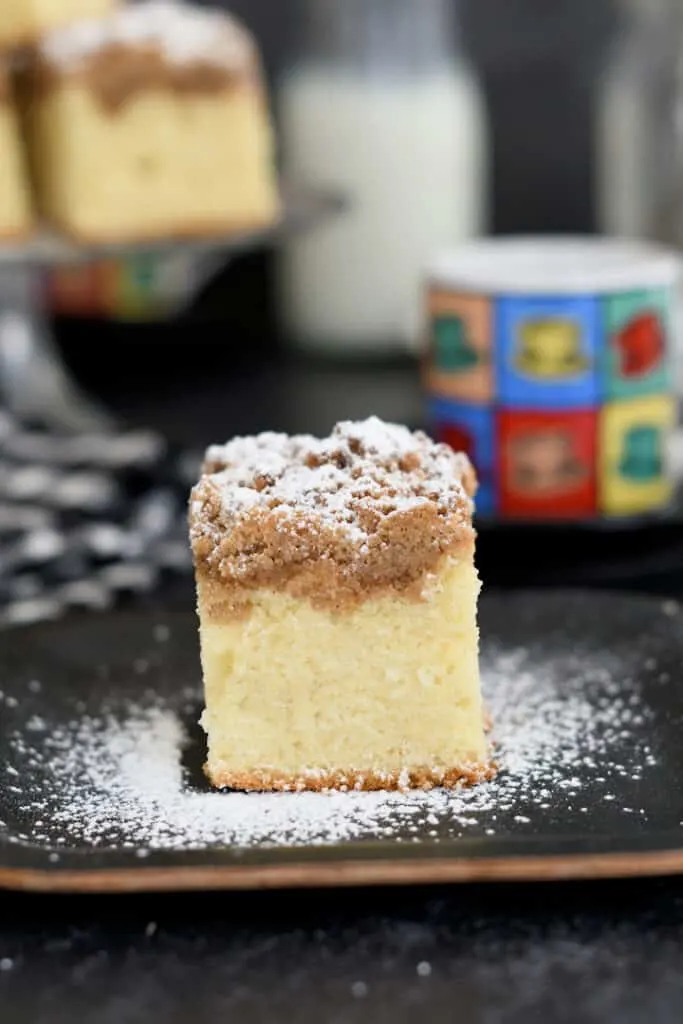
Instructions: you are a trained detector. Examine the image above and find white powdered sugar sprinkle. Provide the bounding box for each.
[3,647,658,852]
[40,1,254,72]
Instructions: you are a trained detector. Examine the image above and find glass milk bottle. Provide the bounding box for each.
[277,0,488,356]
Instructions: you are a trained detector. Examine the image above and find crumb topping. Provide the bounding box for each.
[38,1,255,73]
[201,417,475,537]
[190,418,476,613]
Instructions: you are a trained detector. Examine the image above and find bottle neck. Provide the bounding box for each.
[302,0,462,75]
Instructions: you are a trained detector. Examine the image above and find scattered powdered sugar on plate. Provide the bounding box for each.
[2,646,657,853]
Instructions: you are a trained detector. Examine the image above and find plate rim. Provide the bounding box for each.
[4,846,683,893]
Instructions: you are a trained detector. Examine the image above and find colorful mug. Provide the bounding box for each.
[422,237,681,520]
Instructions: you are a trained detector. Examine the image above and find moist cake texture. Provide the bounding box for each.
[22,0,279,242]
[190,417,491,792]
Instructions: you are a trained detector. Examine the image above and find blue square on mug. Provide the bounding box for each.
[495,296,601,409]
[428,398,496,515]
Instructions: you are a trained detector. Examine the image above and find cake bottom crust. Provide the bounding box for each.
[205,760,496,793]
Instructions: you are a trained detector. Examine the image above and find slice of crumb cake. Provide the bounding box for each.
[22,1,279,243]
[189,417,491,792]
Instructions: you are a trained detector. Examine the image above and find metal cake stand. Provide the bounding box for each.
[0,185,344,434]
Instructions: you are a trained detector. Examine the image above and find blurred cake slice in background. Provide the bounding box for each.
[0,62,33,240]
[0,0,116,51]
[22,0,280,243]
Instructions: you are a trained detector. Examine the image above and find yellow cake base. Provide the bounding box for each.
[0,102,32,239]
[27,84,280,243]
[198,559,490,792]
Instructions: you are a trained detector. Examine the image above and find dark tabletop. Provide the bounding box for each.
[4,337,683,1023]
[3,879,683,1024]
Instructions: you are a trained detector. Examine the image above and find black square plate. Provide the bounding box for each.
[2,590,683,893]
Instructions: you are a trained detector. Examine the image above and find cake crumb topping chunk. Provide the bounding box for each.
[39,1,254,73]
[190,417,477,612]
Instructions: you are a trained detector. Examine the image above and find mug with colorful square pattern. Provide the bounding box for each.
[422,238,682,521]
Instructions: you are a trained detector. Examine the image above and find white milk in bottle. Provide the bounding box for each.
[277,0,488,355]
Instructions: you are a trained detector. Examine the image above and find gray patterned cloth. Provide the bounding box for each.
[0,409,197,628]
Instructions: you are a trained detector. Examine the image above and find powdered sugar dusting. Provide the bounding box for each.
[2,646,657,852]
[40,1,254,72]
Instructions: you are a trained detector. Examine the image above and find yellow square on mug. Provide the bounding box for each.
[599,395,676,516]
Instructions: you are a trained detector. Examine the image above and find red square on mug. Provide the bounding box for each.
[498,410,598,518]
